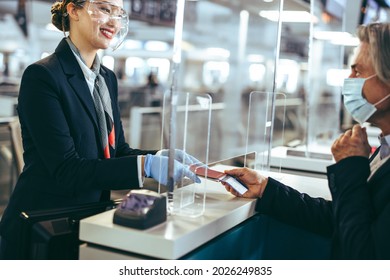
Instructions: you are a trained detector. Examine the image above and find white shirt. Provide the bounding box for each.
[369,134,390,181]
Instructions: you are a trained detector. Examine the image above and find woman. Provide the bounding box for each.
[0,0,198,259]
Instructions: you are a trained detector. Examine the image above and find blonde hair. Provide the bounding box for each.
[51,0,84,32]
[357,22,390,84]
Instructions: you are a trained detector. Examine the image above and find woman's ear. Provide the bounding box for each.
[66,2,80,21]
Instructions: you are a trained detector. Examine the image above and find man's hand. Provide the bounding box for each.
[331,124,371,162]
[222,167,268,198]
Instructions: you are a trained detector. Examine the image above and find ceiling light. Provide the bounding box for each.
[123,39,142,50]
[144,41,170,52]
[314,31,351,40]
[205,48,230,58]
[247,54,264,63]
[259,11,317,23]
[330,37,359,46]
[314,31,359,46]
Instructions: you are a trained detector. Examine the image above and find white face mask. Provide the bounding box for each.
[342,74,390,123]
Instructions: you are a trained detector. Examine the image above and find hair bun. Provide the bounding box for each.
[50,2,63,15]
[51,1,68,31]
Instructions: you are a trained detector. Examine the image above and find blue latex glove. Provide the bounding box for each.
[144,154,201,185]
[157,149,202,166]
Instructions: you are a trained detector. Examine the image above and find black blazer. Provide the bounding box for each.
[257,148,390,259]
[0,39,156,242]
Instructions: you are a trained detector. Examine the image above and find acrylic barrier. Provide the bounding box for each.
[159,92,213,217]
[245,91,287,174]
[152,91,288,218]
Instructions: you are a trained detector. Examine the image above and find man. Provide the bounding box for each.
[223,22,390,259]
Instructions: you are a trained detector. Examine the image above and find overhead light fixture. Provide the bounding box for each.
[205,48,230,58]
[247,54,264,63]
[259,11,317,23]
[330,37,360,46]
[123,39,142,50]
[314,31,351,40]
[144,40,170,52]
[314,31,359,46]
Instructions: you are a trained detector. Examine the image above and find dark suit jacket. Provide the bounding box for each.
[0,39,157,247]
[257,148,390,259]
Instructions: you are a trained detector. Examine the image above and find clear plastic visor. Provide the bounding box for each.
[85,1,129,50]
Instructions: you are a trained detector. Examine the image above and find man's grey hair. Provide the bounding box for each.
[357,22,390,84]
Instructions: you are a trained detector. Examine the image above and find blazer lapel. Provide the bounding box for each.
[55,39,99,129]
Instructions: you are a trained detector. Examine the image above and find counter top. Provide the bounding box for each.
[79,167,331,259]
[270,146,334,174]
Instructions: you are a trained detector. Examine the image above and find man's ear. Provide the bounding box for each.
[66,3,80,21]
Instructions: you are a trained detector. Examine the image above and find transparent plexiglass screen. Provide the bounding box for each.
[305,2,344,158]
[246,91,286,173]
[176,0,349,170]
[160,92,212,217]
[176,0,282,165]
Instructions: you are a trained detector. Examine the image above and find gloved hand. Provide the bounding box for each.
[144,154,201,186]
[157,149,202,166]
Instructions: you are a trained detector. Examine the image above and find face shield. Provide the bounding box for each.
[83,0,129,50]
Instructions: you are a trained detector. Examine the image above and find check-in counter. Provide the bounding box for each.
[79,166,332,260]
[270,146,334,175]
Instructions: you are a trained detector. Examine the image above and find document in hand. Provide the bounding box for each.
[189,164,248,195]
